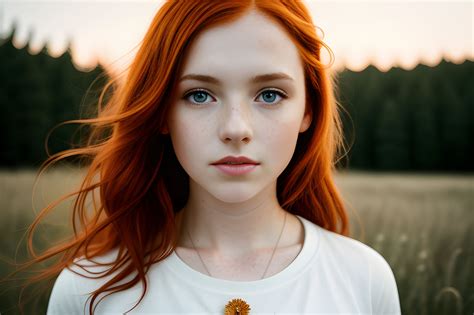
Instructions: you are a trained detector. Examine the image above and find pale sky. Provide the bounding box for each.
[1,0,472,75]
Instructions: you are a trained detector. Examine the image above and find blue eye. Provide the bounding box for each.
[184,90,287,104]
[256,89,287,105]
[184,89,213,104]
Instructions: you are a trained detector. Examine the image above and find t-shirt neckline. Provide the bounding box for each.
[163,214,320,294]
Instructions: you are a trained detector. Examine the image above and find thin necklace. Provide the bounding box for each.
[185,211,288,280]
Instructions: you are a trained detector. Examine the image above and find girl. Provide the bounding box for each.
[32,0,401,314]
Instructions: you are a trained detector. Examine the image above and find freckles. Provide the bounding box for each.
[172,107,212,143]
[180,116,210,145]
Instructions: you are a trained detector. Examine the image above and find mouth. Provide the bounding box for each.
[210,155,260,165]
[212,163,259,176]
[210,155,260,175]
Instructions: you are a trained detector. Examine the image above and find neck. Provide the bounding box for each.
[175,178,288,257]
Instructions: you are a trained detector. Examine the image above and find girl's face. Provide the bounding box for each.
[166,10,311,204]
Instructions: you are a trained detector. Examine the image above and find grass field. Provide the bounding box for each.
[0,167,473,314]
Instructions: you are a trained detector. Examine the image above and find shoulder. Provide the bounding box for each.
[47,248,122,315]
[319,226,389,269]
[314,225,401,314]
[47,263,86,314]
[300,217,383,269]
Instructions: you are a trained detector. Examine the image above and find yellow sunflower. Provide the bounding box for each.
[224,298,251,315]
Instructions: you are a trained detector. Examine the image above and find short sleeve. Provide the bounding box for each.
[369,251,402,315]
[47,267,86,315]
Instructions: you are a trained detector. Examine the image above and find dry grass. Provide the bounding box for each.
[335,170,473,315]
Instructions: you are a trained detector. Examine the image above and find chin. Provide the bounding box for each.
[208,184,262,203]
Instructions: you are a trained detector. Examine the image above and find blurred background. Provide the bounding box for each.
[0,0,472,314]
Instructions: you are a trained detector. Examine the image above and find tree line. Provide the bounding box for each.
[0,26,472,172]
[0,26,108,168]
[337,58,472,172]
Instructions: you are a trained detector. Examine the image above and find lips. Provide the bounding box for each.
[210,155,260,165]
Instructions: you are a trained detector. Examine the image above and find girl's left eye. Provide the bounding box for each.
[257,90,287,104]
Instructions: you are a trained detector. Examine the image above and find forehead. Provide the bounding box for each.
[179,10,304,82]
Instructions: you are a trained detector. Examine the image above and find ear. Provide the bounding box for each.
[299,111,312,133]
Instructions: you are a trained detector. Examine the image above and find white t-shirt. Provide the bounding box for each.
[47,215,401,314]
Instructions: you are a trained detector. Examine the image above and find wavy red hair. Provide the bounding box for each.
[11,0,351,313]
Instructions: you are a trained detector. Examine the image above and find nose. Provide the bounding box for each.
[218,103,253,144]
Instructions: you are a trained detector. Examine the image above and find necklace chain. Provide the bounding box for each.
[185,211,288,280]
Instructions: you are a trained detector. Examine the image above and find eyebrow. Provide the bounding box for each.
[179,72,294,84]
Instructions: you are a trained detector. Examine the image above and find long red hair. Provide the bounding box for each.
[14,0,350,313]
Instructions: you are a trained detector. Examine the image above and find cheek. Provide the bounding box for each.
[168,114,194,162]
[262,117,302,169]
[168,110,210,172]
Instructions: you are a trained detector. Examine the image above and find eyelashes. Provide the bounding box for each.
[182,88,288,106]
[183,89,213,105]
